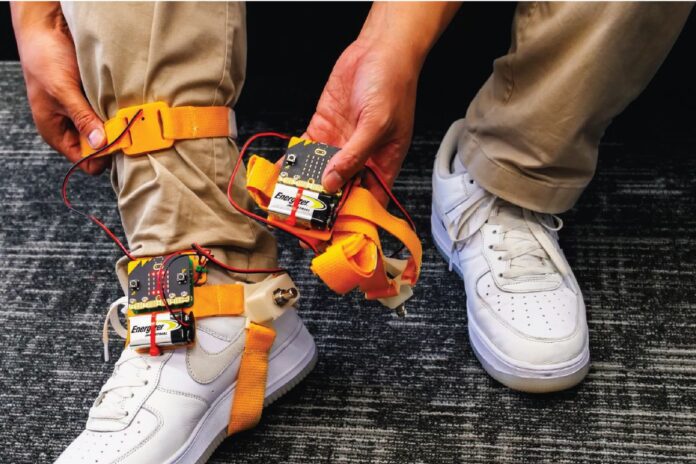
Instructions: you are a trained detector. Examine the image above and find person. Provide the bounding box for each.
[13,3,314,463]
[306,2,692,392]
[10,1,692,463]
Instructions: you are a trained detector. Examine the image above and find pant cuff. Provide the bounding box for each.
[457,129,586,214]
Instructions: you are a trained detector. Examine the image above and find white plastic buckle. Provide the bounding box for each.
[242,274,299,327]
[376,257,414,317]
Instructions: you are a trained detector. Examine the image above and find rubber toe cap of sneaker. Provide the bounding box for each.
[471,273,588,368]
[54,408,158,464]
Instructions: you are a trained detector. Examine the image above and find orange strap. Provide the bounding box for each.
[228,322,276,435]
[80,102,235,158]
[123,281,275,435]
[245,155,280,208]
[245,152,422,307]
[310,187,421,293]
[188,284,245,318]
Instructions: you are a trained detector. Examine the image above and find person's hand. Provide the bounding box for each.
[307,2,461,200]
[11,2,108,174]
[306,38,418,201]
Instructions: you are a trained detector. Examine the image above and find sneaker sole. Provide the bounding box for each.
[431,210,590,393]
[165,316,318,464]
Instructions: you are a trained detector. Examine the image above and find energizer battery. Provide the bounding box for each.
[128,311,195,349]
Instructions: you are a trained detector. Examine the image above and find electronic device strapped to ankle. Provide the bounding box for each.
[66,101,420,438]
[124,254,199,353]
[121,250,301,354]
[127,255,201,313]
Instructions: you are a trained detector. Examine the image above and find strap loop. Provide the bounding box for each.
[80,102,236,158]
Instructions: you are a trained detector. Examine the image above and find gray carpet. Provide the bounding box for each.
[1,61,695,464]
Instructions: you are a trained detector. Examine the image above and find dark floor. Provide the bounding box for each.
[1,61,695,464]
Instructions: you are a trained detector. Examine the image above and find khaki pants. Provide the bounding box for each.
[61,2,692,290]
[61,2,277,289]
[459,2,692,213]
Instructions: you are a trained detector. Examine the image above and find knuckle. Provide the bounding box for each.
[70,109,94,132]
[335,157,362,179]
[337,152,360,170]
[371,113,392,132]
[47,80,74,101]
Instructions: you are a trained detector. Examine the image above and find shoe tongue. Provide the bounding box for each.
[491,201,523,223]
[490,201,557,276]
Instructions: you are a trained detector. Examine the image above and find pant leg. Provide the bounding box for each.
[458,1,692,214]
[60,2,277,288]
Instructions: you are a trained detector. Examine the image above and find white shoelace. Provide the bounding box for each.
[447,194,496,271]
[489,201,567,279]
[448,198,570,279]
[91,297,151,421]
[102,297,128,362]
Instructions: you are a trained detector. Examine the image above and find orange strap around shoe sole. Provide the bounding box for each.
[80,102,235,158]
[228,322,276,435]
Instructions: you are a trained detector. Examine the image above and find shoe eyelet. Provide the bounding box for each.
[497,256,502,261]
[488,245,493,249]
[492,230,497,234]
[498,273,503,277]
[469,180,474,184]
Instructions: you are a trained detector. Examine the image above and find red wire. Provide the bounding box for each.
[227,132,321,254]
[62,109,143,261]
[364,164,417,232]
[191,243,287,275]
[148,312,160,357]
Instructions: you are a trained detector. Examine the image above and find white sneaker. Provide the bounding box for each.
[431,119,590,393]
[55,297,317,464]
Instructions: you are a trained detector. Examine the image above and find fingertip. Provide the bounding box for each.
[322,170,344,193]
[87,127,106,149]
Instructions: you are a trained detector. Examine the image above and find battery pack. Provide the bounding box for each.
[267,137,342,230]
[128,311,195,349]
[268,183,339,230]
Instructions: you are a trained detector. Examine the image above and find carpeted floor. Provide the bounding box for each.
[1,61,695,464]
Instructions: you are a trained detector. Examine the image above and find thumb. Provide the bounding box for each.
[322,117,386,193]
[59,86,106,150]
